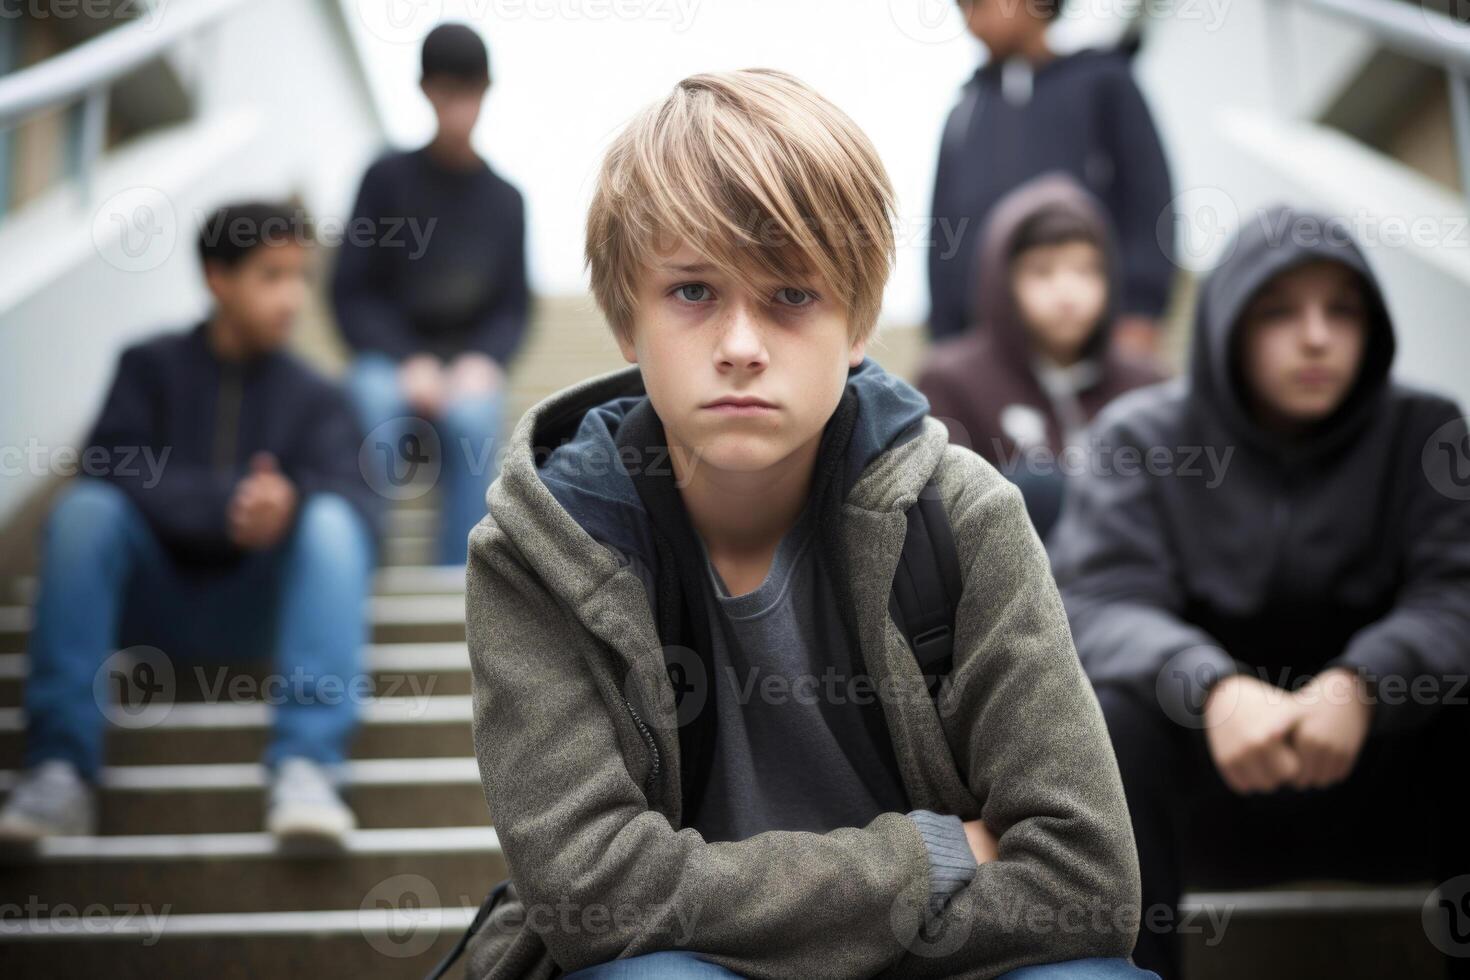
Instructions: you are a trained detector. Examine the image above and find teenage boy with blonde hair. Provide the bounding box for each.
[462,69,1155,980]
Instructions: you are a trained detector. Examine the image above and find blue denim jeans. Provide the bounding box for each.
[22,479,374,780]
[560,952,1158,979]
[345,352,506,567]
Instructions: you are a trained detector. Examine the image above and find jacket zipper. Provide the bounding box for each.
[620,694,661,792]
[214,362,243,475]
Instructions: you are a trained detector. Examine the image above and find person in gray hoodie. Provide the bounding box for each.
[1050,205,1470,979]
[462,70,1152,979]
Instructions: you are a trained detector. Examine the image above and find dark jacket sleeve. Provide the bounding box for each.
[926,89,977,344]
[331,159,421,360]
[283,381,385,545]
[467,186,531,367]
[1048,404,1242,721]
[85,345,238,559]
[1330,398,1470,733]
[1099,60,1176,320]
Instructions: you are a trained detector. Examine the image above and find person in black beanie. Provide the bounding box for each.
[334,22,531,567]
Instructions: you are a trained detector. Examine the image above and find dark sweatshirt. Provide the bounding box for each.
[332,145,530,364]
[928,45,1176,342]
[1050,204,1470,735]
[919,172,1164,468]
[84,321,382,567]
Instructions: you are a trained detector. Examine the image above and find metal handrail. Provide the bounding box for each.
[0,0,248,206]
[0,0,247,128]
[1276,0,1470,193]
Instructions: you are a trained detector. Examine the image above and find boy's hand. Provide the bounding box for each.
[962,818,999,865]
[399,354,446,418]
[1202,673,1302,795]
[447,352,505,400]
[228,452,298,550]
[1286,667,1373,790]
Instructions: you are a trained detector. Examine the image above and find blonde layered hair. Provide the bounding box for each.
[585,69,897,346]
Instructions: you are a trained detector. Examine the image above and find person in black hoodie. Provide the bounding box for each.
[0,202,381,849]
[928,0,1176,362]
[1050,205,1470,979]
[333,23,530,567]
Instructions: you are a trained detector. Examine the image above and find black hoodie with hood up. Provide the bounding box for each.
[1049,205,1470,734]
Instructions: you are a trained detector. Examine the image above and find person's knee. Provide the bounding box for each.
[292,494,371,559]
[997,956,1159,980]
[562,950,741,979]
[46,480,137,551]
[1092,685,1174,787]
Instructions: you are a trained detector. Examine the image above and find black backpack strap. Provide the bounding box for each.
[889,476,964,701]
[424,879,511,980]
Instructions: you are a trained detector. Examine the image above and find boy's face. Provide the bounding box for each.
[959,0,1046,59]
[617,240,866,480]
[422,77,487,144]
[1009,239,1108,364]
[205,242,312,354]
[1236,260,1369,427]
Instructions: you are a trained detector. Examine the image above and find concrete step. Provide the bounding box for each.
[0,696,475,768]
[0,593,466,652]
[0,757,490,834]
[1180,887,1443,980]
[0,905,480,979]
[0,825,505,915]
[0,643,472,709]
[1,564,467,606]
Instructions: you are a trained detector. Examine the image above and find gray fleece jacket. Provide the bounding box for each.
[464,359,1141,980]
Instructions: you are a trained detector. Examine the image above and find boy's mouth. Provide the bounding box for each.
[702,396,778,413]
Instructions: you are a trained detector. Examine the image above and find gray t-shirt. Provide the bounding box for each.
[688,501,912,842]
[600,506,977,912]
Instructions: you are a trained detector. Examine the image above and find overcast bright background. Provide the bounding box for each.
[341,0,1122,327]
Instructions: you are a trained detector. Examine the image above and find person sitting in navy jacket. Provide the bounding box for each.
[0,202,381,848]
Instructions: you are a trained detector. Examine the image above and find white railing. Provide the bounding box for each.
[1271,0,1470,194]
[0,0,249,204]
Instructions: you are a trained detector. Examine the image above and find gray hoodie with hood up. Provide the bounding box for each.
[1050,204,1470,732]
[464,357,1141,979]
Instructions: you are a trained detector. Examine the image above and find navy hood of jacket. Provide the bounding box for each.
[536,356,931,576]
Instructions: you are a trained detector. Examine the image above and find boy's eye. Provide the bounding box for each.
[674,283,712,303]
[774,287,814,307]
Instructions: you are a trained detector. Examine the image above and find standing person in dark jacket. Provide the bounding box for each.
[333,22,530,567]
[1050,205,1470,979]
[0,202,380,848]
[918,172,1163,537]
[928,0,1176,361]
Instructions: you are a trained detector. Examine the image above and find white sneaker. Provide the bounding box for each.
[0,759,97,844]
[266,757,356,851]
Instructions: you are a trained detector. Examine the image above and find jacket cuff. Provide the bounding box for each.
[906,810,978,916]
[1158,644,1241,725]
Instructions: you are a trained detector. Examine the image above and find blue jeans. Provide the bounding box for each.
[560,952,1157,979]
[22,479,374,780]
[346,352,506,567]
